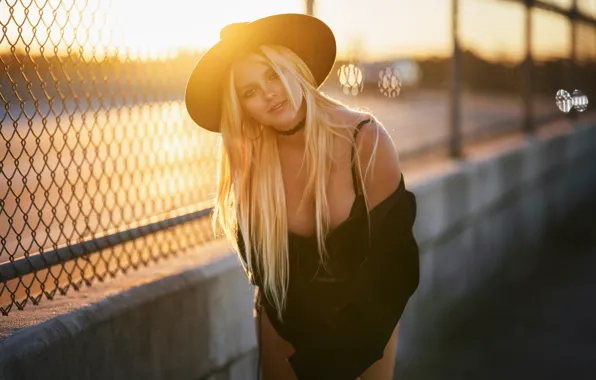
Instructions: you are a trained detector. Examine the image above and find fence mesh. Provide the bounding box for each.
[0,0,219,315]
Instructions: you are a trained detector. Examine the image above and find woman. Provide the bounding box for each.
[185,13,420,380]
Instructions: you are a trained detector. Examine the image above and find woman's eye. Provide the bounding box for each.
[244,89,255,98]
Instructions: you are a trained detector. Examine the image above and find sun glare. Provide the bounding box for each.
[0,0,580,62]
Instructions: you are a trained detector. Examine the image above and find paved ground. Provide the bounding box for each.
[397,201,596,380]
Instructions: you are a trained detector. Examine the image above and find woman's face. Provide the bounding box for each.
[233,54,304,132]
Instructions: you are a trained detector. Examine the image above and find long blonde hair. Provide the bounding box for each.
[212,44,380,321]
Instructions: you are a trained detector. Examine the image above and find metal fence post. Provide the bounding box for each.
[450,0,462,158]
[306,0,315,16]
[569,0,579,121]
[570,0,577,75]
[523,0,535,134]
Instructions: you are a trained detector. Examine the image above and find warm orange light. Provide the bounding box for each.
[0,0,576,62]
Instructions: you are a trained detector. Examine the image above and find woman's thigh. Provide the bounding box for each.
[254,303,298,380]
[253,285,399,380]
[358,322,400,380]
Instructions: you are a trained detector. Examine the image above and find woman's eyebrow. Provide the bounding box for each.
[238,67,275,91]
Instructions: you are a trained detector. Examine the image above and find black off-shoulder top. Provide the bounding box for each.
[236,119,420,380]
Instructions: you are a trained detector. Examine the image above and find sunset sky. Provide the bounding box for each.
[1,0,594,62]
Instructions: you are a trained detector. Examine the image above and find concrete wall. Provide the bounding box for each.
[1,122,595,380]
[398,123,596,356]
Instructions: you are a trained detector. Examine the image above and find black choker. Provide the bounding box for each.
[277,118,306,136]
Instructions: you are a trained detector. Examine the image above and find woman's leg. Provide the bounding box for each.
[254,293,298,380]
[359,322,400,380]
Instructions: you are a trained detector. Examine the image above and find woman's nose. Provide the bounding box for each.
[264,89,277,100]
[263,83,278,100]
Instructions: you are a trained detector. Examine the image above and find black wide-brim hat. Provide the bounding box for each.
[184,13,337,133]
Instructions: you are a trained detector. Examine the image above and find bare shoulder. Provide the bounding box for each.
[355,116,402,209]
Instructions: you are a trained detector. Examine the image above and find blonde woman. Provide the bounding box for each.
[185,13,420,380]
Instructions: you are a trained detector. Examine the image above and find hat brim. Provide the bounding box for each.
[184,13,337,133]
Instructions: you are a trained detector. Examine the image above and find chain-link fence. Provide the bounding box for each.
[0,0,219,315]
[317,0,596,157]
[1,0,595,316]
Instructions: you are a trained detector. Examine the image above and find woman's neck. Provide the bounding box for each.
[277,118,306,136]
[276,104,307,146]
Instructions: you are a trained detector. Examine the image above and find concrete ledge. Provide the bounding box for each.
[0,241,258,380]
[1,122,596,380]
[400,122,596,351]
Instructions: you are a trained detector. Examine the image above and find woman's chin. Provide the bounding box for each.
[267,117,297,133]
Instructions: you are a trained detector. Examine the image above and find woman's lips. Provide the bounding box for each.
[269,100,287,113]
